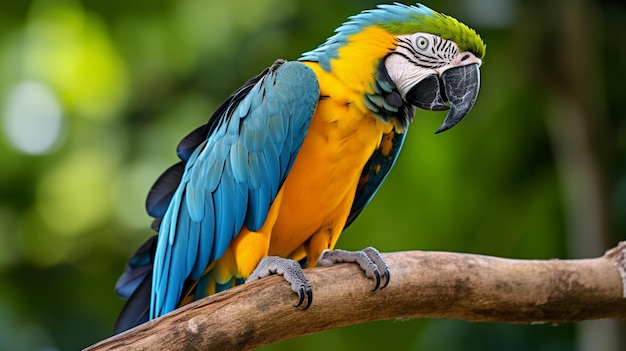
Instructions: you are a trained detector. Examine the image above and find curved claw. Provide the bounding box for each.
[380,269,390,289]
[372,269,381,291]
[247,256,313,309]
[293,285,313,310]
[294,286,305,308]
[317,247,390,292]
[362,247,390,290]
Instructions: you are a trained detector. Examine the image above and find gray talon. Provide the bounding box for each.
[294,285,312,309]
[247,256,313,308]
[304,287,313,310]
[363,247,390,289]
[317,247,390,290]
[295,286,305,308]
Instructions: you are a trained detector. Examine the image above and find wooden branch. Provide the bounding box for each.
[85,242,626,351]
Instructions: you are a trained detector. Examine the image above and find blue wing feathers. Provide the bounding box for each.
[151,233,169,315]
[233,176,249,238]
[279,137,293,177]
[246,150,273,230]
[246,189,262,231]
[147,60,319,319]
[242,112,269,153]
[145,162,185,218]
[190,192,214,280]
[236,92,253,118]
[113,262,152,334]
[247,152,263,190]
[229,142,249,183]
[211,164,237,261]
[180,203,199,278]
[187,151,207,221]
[263,145,281,197]
[167,188,183,245]
[194,274,210,300]
[177,125,206,161]
[169,211,188,306]
[121,61,319,323]
[267,114,286,145]
[204,156,225,192]
[115,236,156,299]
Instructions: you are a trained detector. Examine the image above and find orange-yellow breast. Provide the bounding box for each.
[180,26,402,303]
[187,63,395,296]
[226,26,399,279]
[267,62,394,262]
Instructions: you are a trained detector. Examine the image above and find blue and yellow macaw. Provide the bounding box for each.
[114,3,485,333]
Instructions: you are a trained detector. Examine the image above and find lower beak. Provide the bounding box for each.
[405,64,481,133]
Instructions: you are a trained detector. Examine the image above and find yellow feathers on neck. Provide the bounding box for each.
[330,26,397,94]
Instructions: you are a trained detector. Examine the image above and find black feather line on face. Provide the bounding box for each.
[364,58,415,130]
[398,35,458,70]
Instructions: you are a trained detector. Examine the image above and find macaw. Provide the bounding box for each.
[113,3,485,333]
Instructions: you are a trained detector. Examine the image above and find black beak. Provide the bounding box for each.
[405,63,480,133]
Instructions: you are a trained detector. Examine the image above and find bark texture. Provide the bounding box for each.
[85,242,626,351]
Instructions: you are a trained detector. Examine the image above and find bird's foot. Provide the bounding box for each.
[317,247,390,291]
[246,256,313,309]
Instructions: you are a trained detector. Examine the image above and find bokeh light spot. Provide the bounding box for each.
[2,81,64,155]
[22,0,128,121]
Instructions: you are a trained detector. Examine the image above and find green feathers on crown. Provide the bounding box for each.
[300,3,486,71]
[379,4,486,58]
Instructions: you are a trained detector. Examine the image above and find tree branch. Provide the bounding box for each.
[85,242,626,351]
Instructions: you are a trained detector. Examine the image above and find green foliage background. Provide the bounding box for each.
[0,0,624,350]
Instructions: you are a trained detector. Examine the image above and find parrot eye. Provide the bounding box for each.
[415,36,429,50]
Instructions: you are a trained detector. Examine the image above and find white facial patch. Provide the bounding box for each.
[385,53,436,99]
[384,33,481,99]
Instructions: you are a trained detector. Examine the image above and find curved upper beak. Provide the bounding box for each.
[405,63,481,134]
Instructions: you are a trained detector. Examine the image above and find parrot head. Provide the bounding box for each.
[300,3,486,133]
